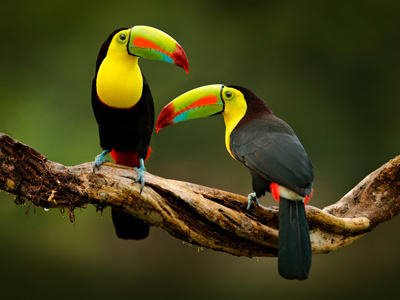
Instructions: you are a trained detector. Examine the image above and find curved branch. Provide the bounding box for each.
[1,132,399,257]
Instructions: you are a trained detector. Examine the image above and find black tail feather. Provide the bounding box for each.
[111,208,150,240]
[278,198,311,280]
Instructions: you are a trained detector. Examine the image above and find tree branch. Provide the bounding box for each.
[1,132,399,257]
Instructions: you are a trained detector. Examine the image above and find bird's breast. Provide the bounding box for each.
[96,54,143,109]
[223,99,247,159]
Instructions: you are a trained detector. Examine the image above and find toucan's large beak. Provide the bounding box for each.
[128,25,189,73]
[156,84,225,132]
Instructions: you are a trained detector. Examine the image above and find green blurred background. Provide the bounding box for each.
[1,0,399,298]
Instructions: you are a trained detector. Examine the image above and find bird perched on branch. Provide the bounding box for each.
[92,25,189,240]
[156,84,313,280]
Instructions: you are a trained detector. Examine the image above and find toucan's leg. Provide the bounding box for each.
[247,192,259,210]
[93,149,110,171]
[134,158,146,193]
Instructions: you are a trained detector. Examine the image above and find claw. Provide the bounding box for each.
[93,149,110,171]
[134,158,146,193]
[247,192,259,210]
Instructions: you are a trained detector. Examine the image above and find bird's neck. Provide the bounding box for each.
[96,53,143,109]
[222,99,247,159]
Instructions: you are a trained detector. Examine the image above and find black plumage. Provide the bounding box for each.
[91,74,154,158]
[92,28,154,240]
[278,198,311,280]
[228,85,313,280]
[229,86,313,198]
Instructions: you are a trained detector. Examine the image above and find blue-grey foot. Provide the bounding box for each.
[247,192,259,210]
[93,149,110,171]
[134,158,146,193]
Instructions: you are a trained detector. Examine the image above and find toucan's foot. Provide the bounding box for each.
[247,192,259,210]
[134,158,146,193]
[93,149,110,171]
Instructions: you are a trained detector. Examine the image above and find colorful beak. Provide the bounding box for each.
[128,25,189,73]
[156,84,225,132]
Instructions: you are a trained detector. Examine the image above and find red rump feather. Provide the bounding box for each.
[270,182,313,206]
[110,147,152,168]
[270,182,280,202]
[304,189,313,206]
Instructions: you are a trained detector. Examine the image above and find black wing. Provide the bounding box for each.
[230,115,313,197]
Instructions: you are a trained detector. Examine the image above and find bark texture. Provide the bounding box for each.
[1,132,399,257]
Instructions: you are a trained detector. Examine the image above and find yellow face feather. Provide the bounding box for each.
[221,87,247,158]
[96,29,143,109]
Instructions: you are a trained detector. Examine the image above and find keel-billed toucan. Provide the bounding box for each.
[156,85,314,280]
[92,25,189,240]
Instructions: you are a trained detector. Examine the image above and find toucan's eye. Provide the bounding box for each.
[118,34,127,42]
[224,91,233,99]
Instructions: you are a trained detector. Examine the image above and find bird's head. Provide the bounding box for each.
[101,25,189,73]
[156,84,249,132]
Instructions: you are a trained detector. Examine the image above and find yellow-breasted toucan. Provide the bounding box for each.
[156,85,314,280]
[92,25,189,240]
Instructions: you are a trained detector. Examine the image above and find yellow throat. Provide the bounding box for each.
[96,51,143,109]
[222,90,247,158]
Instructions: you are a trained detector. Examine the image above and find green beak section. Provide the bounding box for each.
[128,25,189,73]
[156,84,225,132]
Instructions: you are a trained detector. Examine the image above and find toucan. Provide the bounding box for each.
[92,25,189,240]
[156,84,314,280]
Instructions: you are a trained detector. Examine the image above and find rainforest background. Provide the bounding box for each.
[0,0,399,299]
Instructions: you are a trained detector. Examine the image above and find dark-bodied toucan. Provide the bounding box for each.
[92,26,189,240]
[156,85,313,280]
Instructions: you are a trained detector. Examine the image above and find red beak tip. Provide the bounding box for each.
[183,59,189,73]
[156,121,166,133]
[172,44,189,73]
[175,61,189,73]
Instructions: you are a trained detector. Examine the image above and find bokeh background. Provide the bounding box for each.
[1,0,400,299]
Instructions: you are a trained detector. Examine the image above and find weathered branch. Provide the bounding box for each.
[1,132,399,257]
